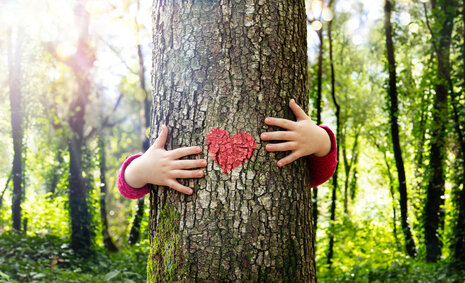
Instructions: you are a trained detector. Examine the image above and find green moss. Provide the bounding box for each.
[147,205,186,282]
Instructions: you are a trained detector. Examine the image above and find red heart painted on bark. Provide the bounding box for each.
[206,128,257,174]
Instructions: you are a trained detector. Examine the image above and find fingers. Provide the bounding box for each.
[169,146,202,160]
[265,142,297,152]
[277,151,301,167]
[265,117,296,130]
[171,169,204,179]
[289,99,309,121]
[153,126,168,149]
[167,180,193,195]
[171,159,207,170]
[261,131,296,141]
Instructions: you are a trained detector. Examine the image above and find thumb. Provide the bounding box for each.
[153,126,168,149]
[290,99,309,121]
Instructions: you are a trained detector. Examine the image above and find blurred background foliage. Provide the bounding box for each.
[1,0,465,281]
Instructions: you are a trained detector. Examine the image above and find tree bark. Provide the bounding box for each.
[8,26,24,232]
[384,0,416,258]
[327,0,339,265]
[67,0,94,253]
[148,1,315,281]
[423,0,456,262]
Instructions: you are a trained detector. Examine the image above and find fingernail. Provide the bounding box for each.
[202,160,207,166]
[266,144,272,150]
[196,146,201,151]
[188,189,193,195]
[277,161,283,167]
[261,133,267,139]
[197,171,203,177]
[265,118,271,123]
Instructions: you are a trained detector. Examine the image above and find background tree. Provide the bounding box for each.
[384,0,416,258]
[422,0,457,262]
[148,0,315,281]
[64,0,95,253]
[128,0,151,245]
[7,24,24,232]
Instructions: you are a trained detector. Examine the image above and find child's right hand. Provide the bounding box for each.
[124,126,207,195]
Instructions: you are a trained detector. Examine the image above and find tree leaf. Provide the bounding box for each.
[104,270,120,281]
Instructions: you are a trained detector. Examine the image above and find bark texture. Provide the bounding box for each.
[384,0,416,258]
[148,1,315,281]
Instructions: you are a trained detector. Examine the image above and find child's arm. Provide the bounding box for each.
[260,99,338,187]
[117,126,207,199]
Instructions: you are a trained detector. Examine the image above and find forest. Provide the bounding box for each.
[1,0,465,282]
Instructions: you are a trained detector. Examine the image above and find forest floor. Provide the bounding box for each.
[1,231,464,282]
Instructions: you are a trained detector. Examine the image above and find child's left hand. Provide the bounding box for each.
[260,99,332,167]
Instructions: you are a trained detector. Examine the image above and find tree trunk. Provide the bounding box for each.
[384,0,416,258]
[327,0,339,266]
[342,129,360,215]
[129,4,151,244]
[312,27,324,237]
[8,26,24,232]
[148,1,315,281]
[98,136,118,252]
[451,0,465,266]
[423,0,456,262]
[0,171,12,212]
[67,0,94,253]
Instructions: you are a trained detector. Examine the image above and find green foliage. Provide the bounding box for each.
[318,259,465,282]
[0,231,147,282]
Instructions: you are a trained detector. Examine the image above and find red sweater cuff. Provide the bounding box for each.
[308,125,338,187]
[117,153,150,199]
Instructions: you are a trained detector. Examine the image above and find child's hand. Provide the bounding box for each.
[260,99,331,167]
[124,126,206,195]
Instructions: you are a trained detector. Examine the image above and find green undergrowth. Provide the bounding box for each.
[318,259,465,282]
[0,231,147,282]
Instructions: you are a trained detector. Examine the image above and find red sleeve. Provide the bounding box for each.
[308,125,338,187]
[117,153,150,199]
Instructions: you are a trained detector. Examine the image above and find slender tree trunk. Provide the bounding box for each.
[98,136,118,252]
[327,0,339,266]
[312,27,324,237]
[0,172,12,212]
[384,0,416,258]
[376,141,400,249]
[349,146,359,201]
[67,0,94,253]
[423,0,456,262]
[49,144,65,196]
[148,1,315,281]
[8,26,24,232]
[451,0,465,265]
[129,2,151,244]
[342,130,359,215]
